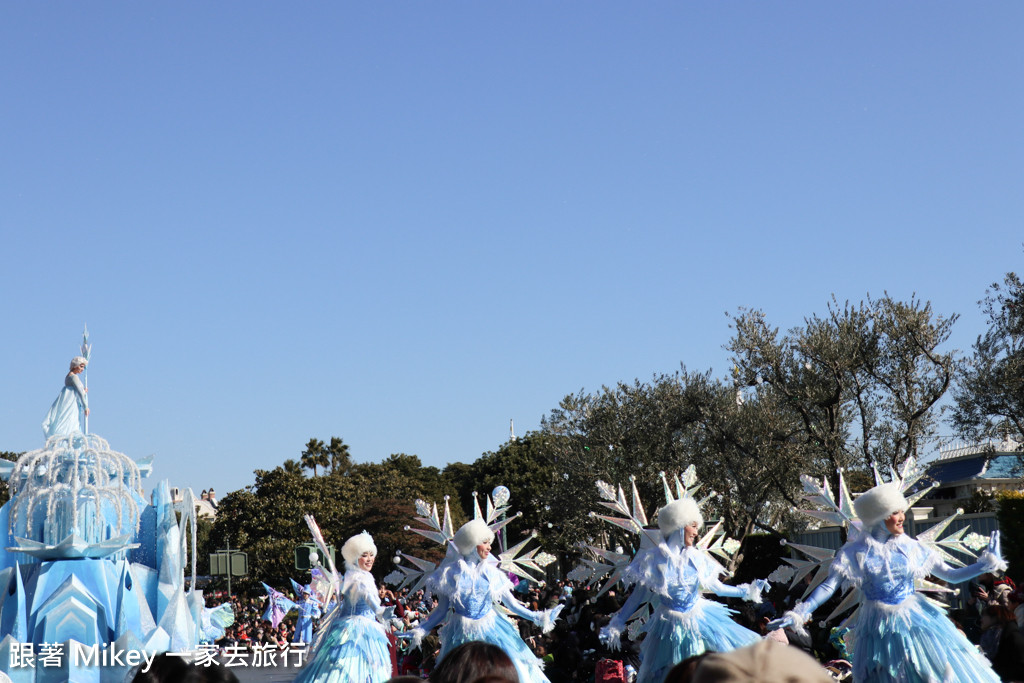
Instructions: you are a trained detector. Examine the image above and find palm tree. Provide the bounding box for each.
[301,438,328,476]
[282,458,305,477]
[327,436,352,476]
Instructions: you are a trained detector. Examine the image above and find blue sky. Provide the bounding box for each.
[2,3,1021,500]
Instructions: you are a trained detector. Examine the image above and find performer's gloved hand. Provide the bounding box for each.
[399,627,426,650]
[743,579,770,603]
[770,606,811,637]
[534,603,565,633]
[978,531,1008,574]
[599,621,623,651]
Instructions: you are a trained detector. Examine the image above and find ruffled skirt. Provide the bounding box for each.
[43,387,82,438]
[294,614,391,683]
[438,609,549,683]
[636,598,760,683]
[850,595,999,683]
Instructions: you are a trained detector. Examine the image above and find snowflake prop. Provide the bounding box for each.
[384,488,555,595]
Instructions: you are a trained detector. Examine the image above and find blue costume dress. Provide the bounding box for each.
[42,372,88,438]
[294,593,323,643]
[787,526,1003,683]
[603,542,764,683]
[412,555,562,683]
[295,568,392,683]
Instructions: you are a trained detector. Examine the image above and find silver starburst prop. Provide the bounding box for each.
[385,487,555,594]
[570,468,744,607]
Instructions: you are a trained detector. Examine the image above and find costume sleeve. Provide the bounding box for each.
[409,594,450,646]
[606,584,648,633]
[499,589,539,621]
[930,555,1007,584]
[784,570,842,635]
[70,374,88,410]
[706,576,767,603]
[929,532,1006,584]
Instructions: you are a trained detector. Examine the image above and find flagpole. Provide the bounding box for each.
[81,324,92,434]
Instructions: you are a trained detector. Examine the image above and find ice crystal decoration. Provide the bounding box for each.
[962,532,989,552]
[9,433,143,551]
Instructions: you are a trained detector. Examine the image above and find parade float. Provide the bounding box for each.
[0,331,227,682]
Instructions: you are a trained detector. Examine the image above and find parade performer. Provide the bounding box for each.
[388,489,561,683]
[768,463,1008,683]
[295,531,392,683]
[42,356,89,438]
[572,470,769,683]
[293,585,323,644]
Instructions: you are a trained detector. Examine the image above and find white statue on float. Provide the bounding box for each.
[0,329,231,682]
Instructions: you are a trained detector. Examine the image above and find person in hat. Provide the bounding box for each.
[405,519,563,683]
[769,482,1007,682]
[294,531,391,683]
[600,496,770,683]
[293,584,323,644]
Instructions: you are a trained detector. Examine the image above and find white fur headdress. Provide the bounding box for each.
[453,518,494,556]
[657,497,703,539]
[853,483,908,528]
[341,531,377,567]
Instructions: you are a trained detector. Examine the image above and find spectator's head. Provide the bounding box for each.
[692,640,832,683]
[992,583,1014,606]
[429,642,518,683]
[663,653,712,683]
[981,604,1015,630]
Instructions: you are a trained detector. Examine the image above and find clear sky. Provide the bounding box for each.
[2,3,1021,500]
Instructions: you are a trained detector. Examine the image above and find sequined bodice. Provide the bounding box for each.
[859,542,916,605]
[452,570,493,619]
[337,591,377,619]
[662,555,701,612]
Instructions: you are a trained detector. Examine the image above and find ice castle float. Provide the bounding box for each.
[0,431,215,682]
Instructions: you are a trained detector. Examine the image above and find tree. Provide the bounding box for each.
[540,378,726,557]
[282,458,304,476]
[301,438,329,477]
[540,373,809,569]
[212,462,359,588]
[674,369,808,552]
[953,269,1024,446]
[326,436,352,476]
[728,295,957,493]
[455,433,562,551]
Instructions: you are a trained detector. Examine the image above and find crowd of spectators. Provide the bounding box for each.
[205,568,1024,682]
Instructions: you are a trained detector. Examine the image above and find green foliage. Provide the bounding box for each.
[728,295,956,486]
[455,434,561,551]
[300,438,329,476]
[996,491,1024,576]
[211,463,358,590]
[963,489,997,514]
[953,269,1024,445]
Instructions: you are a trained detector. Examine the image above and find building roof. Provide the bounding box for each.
[924,452,1022,485]
[982,454,1023,479]
[925,455,987,484]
